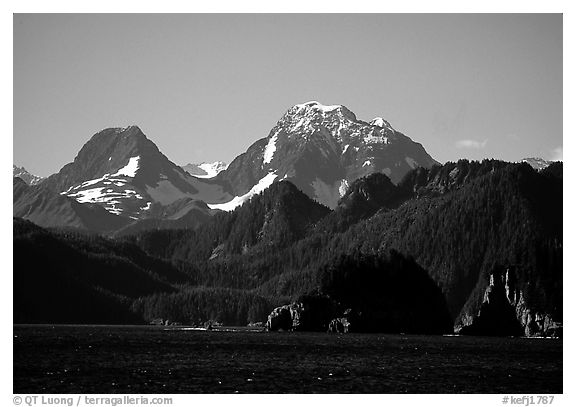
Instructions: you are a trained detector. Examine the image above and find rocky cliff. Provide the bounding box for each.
[457,266,562,337]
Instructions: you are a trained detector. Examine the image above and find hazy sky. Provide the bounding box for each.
[14,14,562,177]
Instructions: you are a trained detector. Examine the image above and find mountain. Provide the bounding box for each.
[13,165,44,185]
[211,101,438,210]
[330,160,563,336]
[182,161,227,178]
[521,157,554,171]
[52,126,231,217]
[14,126,232,231]
[13,177,131,232]
[126,160,561,336]
[13,103,438,232]
[126,180,331,263]
[14,159,563,335]
[314,172,412,234]
[113,198,216,237]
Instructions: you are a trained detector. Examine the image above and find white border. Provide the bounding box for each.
[3,2,573,405]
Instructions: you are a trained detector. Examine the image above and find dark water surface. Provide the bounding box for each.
[13,325,562,393]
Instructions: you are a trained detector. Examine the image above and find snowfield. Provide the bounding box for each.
[263,132,279,165]
[208,172,278,212]
[112,156,140,177]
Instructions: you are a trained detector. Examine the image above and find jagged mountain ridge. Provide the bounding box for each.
[211,101,439,210]
[13,102,439,232]
[521,157,554,171]
[13,165,44,185]
[53,126,231,218]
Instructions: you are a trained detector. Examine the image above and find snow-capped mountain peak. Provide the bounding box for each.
[370,117,394,132]
[284,101,357,126]
[182,161,228,178]
[521,157,554,171]
[294,101,349,114]
[44,127,232,219]
[215,101,439,209]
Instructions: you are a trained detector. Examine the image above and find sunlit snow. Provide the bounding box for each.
[370,117,394,132]
[112,156,140,177]
[295,101,342,113]
[263,133,279,165]
[186,162,228,179]
[338,179,349,197]
[208,172,278,212]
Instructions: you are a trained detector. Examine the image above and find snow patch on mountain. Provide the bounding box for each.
[363,160,372,167]
[295,101,342,113]
[338,179,349,196]
[67,187,107,203]
[182,161,228,178]
[208,172,278,212]
[364,133,389,144]
[370,117,394,132]
[112,156,140,177]
[63,169,133,194]
[263,132,279,165]
[197,162,227,178]
[64,185,145,216]
[521,157,553,171]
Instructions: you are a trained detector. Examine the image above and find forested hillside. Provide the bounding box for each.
[13,160,563,335]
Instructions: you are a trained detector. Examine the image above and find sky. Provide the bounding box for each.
[13,13,562,177]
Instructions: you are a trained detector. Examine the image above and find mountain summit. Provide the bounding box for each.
[14,126,232,229]
[13,102,439,231]
[50,126,231,219]
[212,101,438,209]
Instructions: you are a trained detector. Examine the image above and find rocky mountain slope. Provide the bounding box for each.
[211,101,438,210]
[521,157,554,171]
[14,103,438,232]
[13,177,131,232]
[13,165,44,185]
[14,126,231,231]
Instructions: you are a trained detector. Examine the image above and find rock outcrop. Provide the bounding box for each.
[458,267,562,337]
[328,318,350,333]
[327,309,354,333]
[266,303,304,331]
[265,297,335,332]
